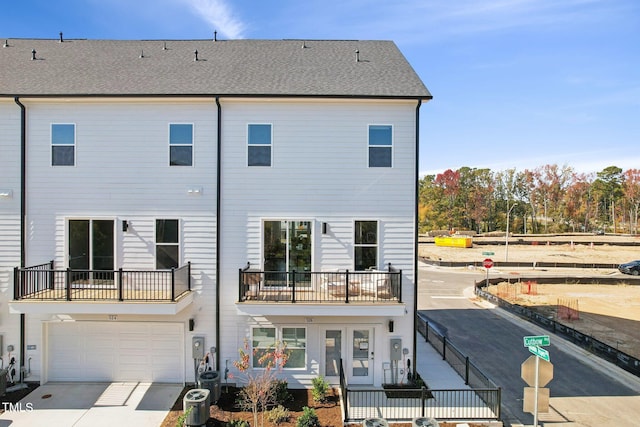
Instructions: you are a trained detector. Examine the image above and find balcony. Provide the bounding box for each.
[10,261,194,315]
[236,264,406,317]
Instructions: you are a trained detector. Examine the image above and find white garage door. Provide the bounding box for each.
[47,322,184,383]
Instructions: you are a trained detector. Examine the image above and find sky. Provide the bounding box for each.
[2,0,639,177]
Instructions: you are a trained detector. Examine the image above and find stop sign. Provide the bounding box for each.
[483,258,494,269]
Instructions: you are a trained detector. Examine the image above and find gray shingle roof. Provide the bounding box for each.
[0,38,431,98]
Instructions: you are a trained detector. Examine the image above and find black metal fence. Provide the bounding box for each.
[238,264,402,304]
[14,261,191,302]
[475,287,640,377]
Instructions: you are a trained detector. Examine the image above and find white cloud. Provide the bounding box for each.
[179,0,246,39]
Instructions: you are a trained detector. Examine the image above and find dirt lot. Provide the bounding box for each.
[420,234,640,359]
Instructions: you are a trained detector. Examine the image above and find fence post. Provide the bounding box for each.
[442,336,447,360]
[465,356,470,385]
[345,270,350,304]
[291,270,296,303]
[421,386,427,417]
[171,267,176,301]
[66,268,71,301]
[188,261,191,290]
[13,267,19,300]
[425,318,429,342]
[49,260,55,290]
[398,269,403,303]
[118,268,124,301]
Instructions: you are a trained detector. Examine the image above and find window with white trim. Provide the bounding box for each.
[156,219,179,269]
[248,124,272,166]
[252,327,276,368]
[52,123,75,166]
[354,220,378,270]
[282,327,306,369]
[169,124,193,166]
[368,125,392,167]
[250,327,307,369]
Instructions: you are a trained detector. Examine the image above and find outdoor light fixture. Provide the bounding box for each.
[322,222,328,234]
[388,320,394,333]
[122,220,129,232]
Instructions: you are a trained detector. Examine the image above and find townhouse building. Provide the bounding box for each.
[0,37,431,387]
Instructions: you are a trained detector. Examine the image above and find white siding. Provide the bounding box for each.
[0,100,23,369]
[19,99,219,383]
[218,98,417,386]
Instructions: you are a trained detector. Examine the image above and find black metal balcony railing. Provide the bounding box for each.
[238,264,402,303]
[14,261,191,302]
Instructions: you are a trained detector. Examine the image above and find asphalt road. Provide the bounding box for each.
[418,262,640,427]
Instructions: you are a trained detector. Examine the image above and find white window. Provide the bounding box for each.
[248,124,272,166]
[251,327,307,369]
[368,125,392,167]
[355,220,378,270]
[156,219,179,269]
[169,124,193,166]
[52,123,75,166]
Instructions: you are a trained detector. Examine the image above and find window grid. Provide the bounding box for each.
[248,123,272,167]
[51,123,76,166]
[156,219,180,269]
[169,123,193,166]
[368,124,393,168]
[354,221,378,271]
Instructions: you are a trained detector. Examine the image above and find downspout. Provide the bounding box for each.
[215,97,221,372]
[14,97,26,380]
[413,99,422,381]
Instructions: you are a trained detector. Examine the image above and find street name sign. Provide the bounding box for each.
[482,251,495,256]
[523,335,550,347]
[528,345,550,362]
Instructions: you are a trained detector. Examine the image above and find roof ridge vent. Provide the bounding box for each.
[139,49,145,58]
[31,49,37,60]
[194,49,199,61]
[162,41,167,50]
[59,32,64,43]
[302,40,307,49]
[355,49,360,62]
[3,40,8,48]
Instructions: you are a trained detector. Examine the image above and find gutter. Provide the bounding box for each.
[413,99,422,381]
[14,97,26,380]
[215,97,221,372]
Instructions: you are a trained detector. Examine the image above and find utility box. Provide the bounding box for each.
[192,336,205,359]
[183,388,210,426]
[390,339,402,361]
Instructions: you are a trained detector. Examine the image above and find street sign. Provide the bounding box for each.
[528,345,550,362]
[523,335,550,347]
[482,251,495,256]
[521,356,553,387]
[483,258,494,269]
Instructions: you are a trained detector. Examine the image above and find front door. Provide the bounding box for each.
[323,329,343,381]
[68,219,114,282]
[348,327,374,385]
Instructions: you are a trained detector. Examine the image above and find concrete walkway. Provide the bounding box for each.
[415,333,471,390]
[0,382,182,427]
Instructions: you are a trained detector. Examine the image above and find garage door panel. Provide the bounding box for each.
[47,322,184,383]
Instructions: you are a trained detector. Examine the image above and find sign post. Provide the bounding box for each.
[522,335,552,426]
[482,258,493,287]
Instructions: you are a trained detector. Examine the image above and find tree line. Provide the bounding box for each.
[419,165,640,235]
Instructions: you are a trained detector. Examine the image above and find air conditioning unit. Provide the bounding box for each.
[363,418,389,427]
[412,417,439,427]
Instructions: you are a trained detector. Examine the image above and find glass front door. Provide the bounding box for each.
[323,329,343,378]
[69,219,114,282]
[348,328,374,384]
[263,220,311,287]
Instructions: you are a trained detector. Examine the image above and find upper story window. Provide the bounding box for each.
[354,220,378,270]
[248,124,272,167]
[51,124,75,166]
[368,125,392,168]
[156,219,179,269]
[169,124,193,166]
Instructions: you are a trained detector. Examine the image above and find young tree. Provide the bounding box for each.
[232,340,289,427]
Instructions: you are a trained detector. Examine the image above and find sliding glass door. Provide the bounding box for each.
[263,220,311,287]
[69,219,114,282]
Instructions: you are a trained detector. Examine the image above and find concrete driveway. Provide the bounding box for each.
[0,382,183,427]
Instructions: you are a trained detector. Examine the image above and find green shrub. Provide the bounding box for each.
[271,379,293,407]
[267,405,291,425]
[311,376,330,403]
[226,419,250,427]
[296,406,320,427]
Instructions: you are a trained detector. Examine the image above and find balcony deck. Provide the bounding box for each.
[236,266,406,316]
